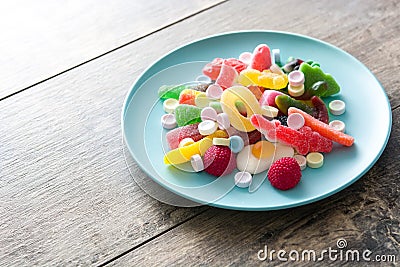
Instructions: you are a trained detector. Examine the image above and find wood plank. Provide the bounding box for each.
[109,107,400,266]
[0,0,224,99]
[0,0,398,265]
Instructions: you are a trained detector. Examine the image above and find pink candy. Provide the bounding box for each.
[250,44,272,72]
[215,64,238,89]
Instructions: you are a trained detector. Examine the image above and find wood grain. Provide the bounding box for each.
[0,0,399,266]
[109,108,400,266]
[0,0,224,99]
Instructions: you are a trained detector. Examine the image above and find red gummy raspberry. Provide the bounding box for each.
[177,123,203,143]
[203,145,236,177]
[268,157,302,190]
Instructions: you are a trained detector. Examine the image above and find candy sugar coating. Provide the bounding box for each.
[237,69,261,86]
[258,70,288,89]
[202,58,246,80]
[220,85,262,132]
[215,64,238,89]
[250,44,272,71]
[179,89,205,106]
[163,137,213,165]
[288,107,354,146]
[259,90,284,108]
[250,114,333,155]
[299,62,340,97]
[174,104,202,127]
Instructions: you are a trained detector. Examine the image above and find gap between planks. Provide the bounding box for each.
[0,0,228,102]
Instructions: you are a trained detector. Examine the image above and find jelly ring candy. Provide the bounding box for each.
[287,113,305,130]
[220,85,262,132]
[329,100,346,115]
[198,120,218,135]
[329,120,346,132]
[306,152,324,168]
[229,135,244,153]
[161,114,177,129]
[234,171,252,188]
[190,154,204,172]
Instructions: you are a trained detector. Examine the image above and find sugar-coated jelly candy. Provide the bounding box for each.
[174,104,202,126]
[202,58,247,80]
[247,85,265,100]
[164,137,212,165]
[250,44,272,71]
[258,70,288,89]
[237,68,260,86]
[179,89,205,106]
[288,107,354,146]
[215,63,238,89]
[299,62,340,97]
[158,84,187,100]
[220,85,262,132]
[259,90,283,108]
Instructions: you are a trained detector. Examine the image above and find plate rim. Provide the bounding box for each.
[121,30,392,211]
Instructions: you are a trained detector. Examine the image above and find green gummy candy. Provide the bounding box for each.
[158,84,187,100]
[275,94,314,115]
[300,62,340,97]
[174,104,202,126]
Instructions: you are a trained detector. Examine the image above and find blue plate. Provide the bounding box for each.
[122,31,391,211]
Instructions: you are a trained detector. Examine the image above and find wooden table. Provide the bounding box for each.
[1,0,399,266]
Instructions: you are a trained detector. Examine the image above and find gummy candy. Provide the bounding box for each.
[275,94,314,115]
[179,89,205,106]
[164,137,213,165]
[215,63,238,89]
[247,85,265,100]
[174,104,202,126]
[299,62,340,97]
[220,85,262,132]
[288,107,354,146]
[250,114,333,155]
[250,44,272,71]
[311,96,329,124]
[202,58,246,80]
[158,84,187,100]
[259,90,284,108]
[258,70,288,89]
[237,69,261,86]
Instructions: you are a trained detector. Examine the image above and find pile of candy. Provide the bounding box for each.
[158,44,354,191]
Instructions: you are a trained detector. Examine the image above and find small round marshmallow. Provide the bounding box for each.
[329,100,346,115]
[234,171,252,188]
[161,113,177,129]
[287,113,305,130]
[198,120,217,135]
[329,120,346,132]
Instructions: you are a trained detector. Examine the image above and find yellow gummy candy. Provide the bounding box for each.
[258,70,288,89]
[163,130,228,165]
[237,69,261,86]
[220,85,262,132]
